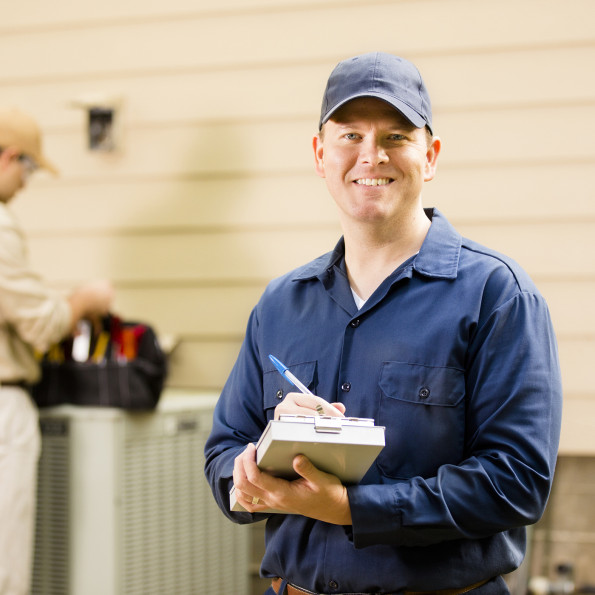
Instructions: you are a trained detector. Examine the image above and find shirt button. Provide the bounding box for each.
[276,389,283,399]
[350,318,360,328]
[328,580,339,590]
[341,382,351,392]
[419,386,430,399]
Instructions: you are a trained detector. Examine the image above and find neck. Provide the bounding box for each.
[343,209,430,301]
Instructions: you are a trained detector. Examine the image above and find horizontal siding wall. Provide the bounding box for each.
[4,0,595,454]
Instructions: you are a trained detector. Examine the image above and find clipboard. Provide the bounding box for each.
[230,414,385,513]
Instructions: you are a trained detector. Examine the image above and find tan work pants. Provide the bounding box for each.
[0,387,41,595]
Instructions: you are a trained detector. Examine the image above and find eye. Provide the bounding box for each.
[344,132,361,141]
[387,133,407,142]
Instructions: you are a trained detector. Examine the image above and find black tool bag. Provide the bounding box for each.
[32,315,167,410]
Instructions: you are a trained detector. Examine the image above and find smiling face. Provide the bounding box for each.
[313,97,440,233]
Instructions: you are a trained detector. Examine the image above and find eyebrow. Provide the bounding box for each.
[332,119,415,133]
[332,111,414,127]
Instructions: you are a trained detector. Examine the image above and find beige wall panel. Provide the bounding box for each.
[425,162,595,223]
[556,334,593,457]
[5,45,595,130]
[417,45,595,110]
[1,64,328,129]
[166,339,242,389]
[559,396,595,456]
[2,0,594,83]
[558,338,595,395]
[113,285,265,337]
[3,0,371,29]
[435,105,595,166]
[26,227,341,284]
[456,221,595,278]
[537,281,595,337]
[13,174,334,233]
[40,120,315,179]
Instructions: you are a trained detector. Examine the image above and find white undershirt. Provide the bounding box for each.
[351,288,366,310]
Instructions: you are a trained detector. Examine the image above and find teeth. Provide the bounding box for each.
[355,178,391,186]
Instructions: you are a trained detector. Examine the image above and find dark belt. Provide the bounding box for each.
[272,577,489,595]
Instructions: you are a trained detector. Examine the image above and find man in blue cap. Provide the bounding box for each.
[205,53,562,594]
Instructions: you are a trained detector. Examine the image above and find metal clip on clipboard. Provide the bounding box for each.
[314,415,342,433]
[278,414,376,434]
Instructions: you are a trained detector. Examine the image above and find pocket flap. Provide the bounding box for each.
[263,360,317,409]
[379,361,464,407]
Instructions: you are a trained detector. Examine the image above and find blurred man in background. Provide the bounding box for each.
[0,106,113,595]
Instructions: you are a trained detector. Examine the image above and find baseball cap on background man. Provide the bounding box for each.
[0,107,58,175]
[319,52,433,134]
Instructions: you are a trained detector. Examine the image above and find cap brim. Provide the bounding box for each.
[320,92,428,132]
[37,154,59,176]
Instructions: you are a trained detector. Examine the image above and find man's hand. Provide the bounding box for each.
[68,280,114,333]
[274,392,346,419]
[232,443,352,525]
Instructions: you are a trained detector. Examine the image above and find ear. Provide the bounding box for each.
[0,146,19,169]
[312,134,326,179]
[424,136,441,182]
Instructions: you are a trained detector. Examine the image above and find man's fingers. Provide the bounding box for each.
[276,393,346,418]
[331,402,347,415]
[233,443,256,490]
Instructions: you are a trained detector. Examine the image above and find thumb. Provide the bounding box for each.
[331,402,346,415]
[292,454,319,481]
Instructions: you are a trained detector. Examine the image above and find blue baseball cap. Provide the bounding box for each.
[319,52,433,133]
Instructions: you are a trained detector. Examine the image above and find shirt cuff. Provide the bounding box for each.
[346,483,403,548]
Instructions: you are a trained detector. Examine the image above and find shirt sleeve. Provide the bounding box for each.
[204,306,272,523]
[0,221,72,354]
[347,291,563,548]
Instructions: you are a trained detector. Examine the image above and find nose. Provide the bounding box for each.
[359,136,389,165]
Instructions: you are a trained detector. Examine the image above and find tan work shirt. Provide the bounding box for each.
[0,203,71,384]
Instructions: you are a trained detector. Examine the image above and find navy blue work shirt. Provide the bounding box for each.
[204,208,562,594]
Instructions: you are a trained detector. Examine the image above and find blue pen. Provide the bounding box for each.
[269,355,328,416]
[269,354,324,415]
[268,354,314,395]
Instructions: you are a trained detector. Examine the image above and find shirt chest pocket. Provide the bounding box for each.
[376,361,466,480]
[262,360,318,421]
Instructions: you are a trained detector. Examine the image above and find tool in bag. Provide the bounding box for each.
[32,314,167,410]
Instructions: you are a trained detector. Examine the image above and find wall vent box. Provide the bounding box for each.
[32,393,249,595]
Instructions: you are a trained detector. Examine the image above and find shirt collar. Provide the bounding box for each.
[412,208,461,279]
[292,208,462,283]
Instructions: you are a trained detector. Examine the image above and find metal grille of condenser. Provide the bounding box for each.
[32,395,250,595]
[32,417,70,595]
